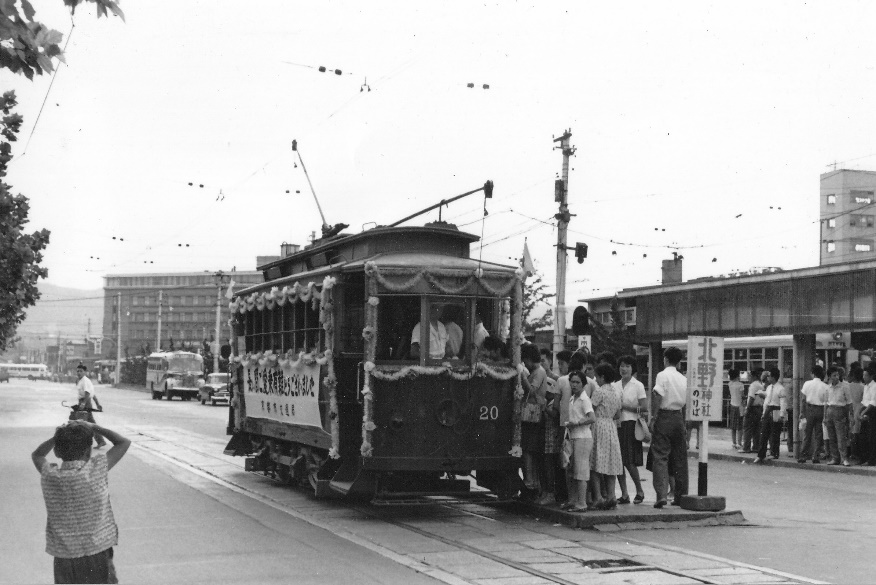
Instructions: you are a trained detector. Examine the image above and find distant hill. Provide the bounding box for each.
[16,282,104,342]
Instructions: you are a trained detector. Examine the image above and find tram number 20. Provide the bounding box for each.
[479,406,499,420]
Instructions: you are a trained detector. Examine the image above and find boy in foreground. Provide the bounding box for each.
[32,420,131,584]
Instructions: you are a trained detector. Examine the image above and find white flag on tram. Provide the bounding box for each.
[225,279,236,299]
[521,241,536,276]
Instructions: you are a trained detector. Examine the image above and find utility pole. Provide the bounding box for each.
[552,130,575,368]
[213,271,225,374]
[156,290,163,352]
[115,292,122,385]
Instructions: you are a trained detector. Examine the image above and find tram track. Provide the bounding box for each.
[130,426,822,585]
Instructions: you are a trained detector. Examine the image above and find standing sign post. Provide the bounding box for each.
[683,335,727,511]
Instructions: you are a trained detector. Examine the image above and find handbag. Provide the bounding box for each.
[560,430,572,469]
[521,384,542,424]
[634,415,651,442]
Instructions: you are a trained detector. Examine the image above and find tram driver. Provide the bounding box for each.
[410,304,453,360]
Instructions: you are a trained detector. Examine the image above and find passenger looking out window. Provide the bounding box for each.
[411,304,451,360]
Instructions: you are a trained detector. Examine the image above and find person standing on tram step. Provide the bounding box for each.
[519,343,547,498]
[410,304,450,360]
[728,369,744,450]
[649,346,689,508]
[799,365,828,464]
[552,350,573,504]
[824,365,853,467]
[753,368,786,464]
[74,364,106,449]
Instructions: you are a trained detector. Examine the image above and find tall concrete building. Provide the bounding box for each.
[102,270,263,358]
[821,169,876,265]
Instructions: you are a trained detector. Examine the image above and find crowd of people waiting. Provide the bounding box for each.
[517,345,668,511]
[730,360,876,467]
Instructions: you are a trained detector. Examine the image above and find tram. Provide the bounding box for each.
[224,221,527,502]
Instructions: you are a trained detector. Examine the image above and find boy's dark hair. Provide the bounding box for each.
[521,343,541,363]
[53,423,93,461]
[768,367,781,380]
[751,367,764,379]
[567,370,586,385]
[826,365,840,379]
[866,363,876,378]
[811,364,825,380]
[664,347,683,366]
[557,350,573,364]
[594,363,618,384]
[728,368,739,380]
[76,363,87,372]
[539,348,553,363]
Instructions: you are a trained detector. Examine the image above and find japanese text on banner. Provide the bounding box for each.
[686,335,724,422]
[242,362,323,428]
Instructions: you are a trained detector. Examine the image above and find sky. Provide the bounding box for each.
[5,1,876,324]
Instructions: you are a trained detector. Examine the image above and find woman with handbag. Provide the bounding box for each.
[615,355,647,504]
[520,344,547,497]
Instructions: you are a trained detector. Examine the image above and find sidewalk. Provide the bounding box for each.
[684,425,876,477]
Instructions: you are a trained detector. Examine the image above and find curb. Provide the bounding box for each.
[695,448,876,477]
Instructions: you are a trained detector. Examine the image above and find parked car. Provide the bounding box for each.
[0,368,8,383]
[199,373,230,406]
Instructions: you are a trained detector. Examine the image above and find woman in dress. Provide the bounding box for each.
[616,355,647,504]
[589,363,624,510]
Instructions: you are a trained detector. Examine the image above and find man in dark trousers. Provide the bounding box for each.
[649,347,689,508]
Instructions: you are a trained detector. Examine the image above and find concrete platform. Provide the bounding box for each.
[510,500,745,530]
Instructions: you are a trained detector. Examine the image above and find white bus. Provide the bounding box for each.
[0,363,49,380]
[146,351,205,401]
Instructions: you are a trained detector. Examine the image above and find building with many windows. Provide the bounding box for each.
[102,270,263,358]
[821,169,876,265]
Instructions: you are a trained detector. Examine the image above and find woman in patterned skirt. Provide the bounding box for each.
[589,363,624,510]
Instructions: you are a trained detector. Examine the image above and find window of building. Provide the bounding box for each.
[132,296,141,306]
[850,214,875,228]
[851,190,874,204]
[828,218,836,228]
[827,194,836,205]
[855,242,873,252]
[827,241,836,253]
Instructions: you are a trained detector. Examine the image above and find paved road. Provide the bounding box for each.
[0,379,437,584]
[3,378,864,583]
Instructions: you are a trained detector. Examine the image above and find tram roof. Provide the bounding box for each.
[236,252,518,296]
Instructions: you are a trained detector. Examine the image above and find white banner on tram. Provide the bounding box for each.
[243,363,322,427]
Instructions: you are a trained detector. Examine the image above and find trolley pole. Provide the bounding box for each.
[552,130,575,369]
[156,290,163,352]
[115,292,122,385]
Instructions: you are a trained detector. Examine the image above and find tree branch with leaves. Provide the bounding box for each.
[521,270,555,336]
[0,0,124,79]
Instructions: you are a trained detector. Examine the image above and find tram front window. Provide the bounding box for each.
[376,296,420,361]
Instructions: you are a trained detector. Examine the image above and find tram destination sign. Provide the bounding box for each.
[686,335,724,422]
[242,362,322,428]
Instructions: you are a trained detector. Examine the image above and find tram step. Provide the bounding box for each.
[328,479,354,495]
[371,493,506,507]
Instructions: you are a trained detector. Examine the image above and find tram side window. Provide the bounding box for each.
[410,298,469,362]
[376,295,420,361]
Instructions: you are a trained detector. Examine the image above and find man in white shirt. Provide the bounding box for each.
[75,364,106,448]
[739,368,766,453]
[798,365,827,464]
[754,367,786,463]
[410,304,450,360]
[649,347,688,508]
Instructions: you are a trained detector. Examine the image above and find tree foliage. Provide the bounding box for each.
[0,91,49,353]
[521,271,554,336]
[0,0,124,79]
[589,295,635,357]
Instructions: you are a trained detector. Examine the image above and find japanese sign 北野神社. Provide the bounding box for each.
[686,335,724,422]
[242,361,322,428]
